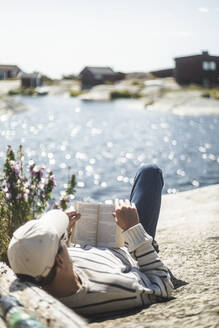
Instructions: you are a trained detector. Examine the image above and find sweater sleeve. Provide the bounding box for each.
[122,223,173,299]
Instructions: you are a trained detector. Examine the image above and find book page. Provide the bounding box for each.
[73,202,99,247]
[97,204,124,248]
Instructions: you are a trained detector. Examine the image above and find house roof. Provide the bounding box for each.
[150,68,174,74]
[174,51,219,61]
[21,72,42,79]
[82,66,115,75]
[0,65,21,72]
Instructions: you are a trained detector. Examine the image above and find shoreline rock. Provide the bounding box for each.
[91,184,219,328]
[0,96,28,119]
[145,90,219,116]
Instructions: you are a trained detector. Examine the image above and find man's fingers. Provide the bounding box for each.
[115,199,121,210]
[67,213,80,232]
[69,213,81,221]
[131,202,136,208]
[66,210,77,220]
[66,210,77,215]
[73,213,81,219]
[115,199,134,210]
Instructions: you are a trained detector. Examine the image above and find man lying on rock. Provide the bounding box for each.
[7,164,173,319]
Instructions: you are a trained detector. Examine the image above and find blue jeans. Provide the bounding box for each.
[130,164,164,239]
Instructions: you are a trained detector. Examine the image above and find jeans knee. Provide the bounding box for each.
[137,164,164,187]
[139,164,162,176]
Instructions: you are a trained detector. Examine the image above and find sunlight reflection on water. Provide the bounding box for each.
[0,96,219,202]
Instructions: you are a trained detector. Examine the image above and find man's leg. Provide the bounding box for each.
[130,164,164,239]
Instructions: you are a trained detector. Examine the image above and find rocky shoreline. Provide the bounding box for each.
[144,90,219,116]
[79,85,219,116]
[0,96,28,120]
[0,79,219,117]
[90,184,219,328]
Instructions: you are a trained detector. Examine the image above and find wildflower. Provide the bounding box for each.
[33,165,44,173]
[50,175,56,187]
[7,146,11,153]
[1,146,77,235]
[31,170,35,177]
[30,165,44,178]
[13,166,20,175]
[24,193,29,201]
[39,184,44,190]
[53,202,60,209]
[28,160,35,166]
[33,165,39,172]
[18,173,24,180]
[6,193,12,200]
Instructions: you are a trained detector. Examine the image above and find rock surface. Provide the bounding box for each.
[146,90,219,116]
[0,96,28,120]
[0,80,20,96]
[90,184,219,328]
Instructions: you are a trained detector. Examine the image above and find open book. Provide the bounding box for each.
[71,202,124,248]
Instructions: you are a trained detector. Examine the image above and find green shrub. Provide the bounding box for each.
[8,89,20,96]
[110,90,141,100]
[8,88,36,96]
[69,89,82,97]
[21,88,36,96]
[0,194,10,263]
[0,145,76,263]
[211,89,219,100]
[131,80,144,87]
[62,74,79,80]
[104,81,113,85]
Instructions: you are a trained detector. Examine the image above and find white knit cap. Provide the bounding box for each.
[7,210,69,278]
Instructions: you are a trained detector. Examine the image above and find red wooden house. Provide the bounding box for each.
[174,51,219,86]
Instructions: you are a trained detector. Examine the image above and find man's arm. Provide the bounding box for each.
[114,199,173,299]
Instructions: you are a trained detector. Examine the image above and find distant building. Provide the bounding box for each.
[0,65,21,80]
[174,51,219,86]
[150,68,174,78]
[21,72,43,88]
[79,66,125,89]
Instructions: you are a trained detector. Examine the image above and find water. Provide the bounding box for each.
[0,95,219,202]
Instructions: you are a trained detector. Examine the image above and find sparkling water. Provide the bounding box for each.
[0,95,218,202]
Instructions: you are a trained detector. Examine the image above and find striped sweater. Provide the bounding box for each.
[59,223,173,318]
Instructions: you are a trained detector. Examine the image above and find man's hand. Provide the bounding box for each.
[113,199,139,231]
[65,210,81,233]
